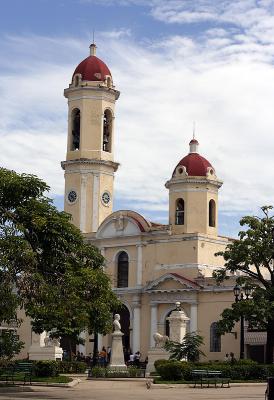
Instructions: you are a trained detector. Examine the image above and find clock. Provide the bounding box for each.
[101,191,111,206]
[67,190,77,204]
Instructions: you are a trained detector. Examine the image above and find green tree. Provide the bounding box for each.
[214,206,274,363]
[0,168,120,357]
[0,330,24,360]
[164,332,205,362]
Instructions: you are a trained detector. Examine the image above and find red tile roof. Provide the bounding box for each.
[73,55,111,82]
[173,153,213,177]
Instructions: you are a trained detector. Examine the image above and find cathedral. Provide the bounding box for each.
[13,44,266,363]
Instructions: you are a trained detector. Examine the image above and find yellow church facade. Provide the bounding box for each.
[11,44,266,363]
[60,43,239,361]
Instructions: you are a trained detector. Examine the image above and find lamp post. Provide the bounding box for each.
[233,284,251,359]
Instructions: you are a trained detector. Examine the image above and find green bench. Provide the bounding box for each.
[192,369,230,388]
[0,362,33,385]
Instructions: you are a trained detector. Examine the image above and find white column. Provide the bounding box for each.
[98,333,103,351]
[92,173,99,231]
[80,175,87,233]
[150,303,158,348]
[190,303,198,333]
[132,305,141,353]
[136,245,143,286]
[78,331,86,355]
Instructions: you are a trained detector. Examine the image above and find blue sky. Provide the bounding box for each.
[1,0,274,237]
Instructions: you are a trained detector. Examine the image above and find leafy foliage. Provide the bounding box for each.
[0,168,120,355]
[214,206,274,363]
[155,360,272,382]
[155,360,192,381]
[34,360,59,377]
[164,332,205,362]
[0,330,24,360]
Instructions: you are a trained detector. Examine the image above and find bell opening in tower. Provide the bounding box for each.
[209,199,216,227]
[175,198,185,225]
[103,109,112,152]
[71,108,81,150]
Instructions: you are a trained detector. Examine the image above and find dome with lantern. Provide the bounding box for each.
[72,43,112,82]
[173,138,214,177]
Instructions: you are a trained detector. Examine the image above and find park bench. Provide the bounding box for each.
[0,362,33,385]
[192,369,230,388]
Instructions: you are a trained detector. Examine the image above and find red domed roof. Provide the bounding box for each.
[173,138,213,177]
[173,153,213,177]
[73,55,111,82]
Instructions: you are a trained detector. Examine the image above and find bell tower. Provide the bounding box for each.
[165,138,223,236]
[61,44,120,233]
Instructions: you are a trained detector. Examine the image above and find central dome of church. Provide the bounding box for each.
[72,44,112,82]
[173,139,214,177]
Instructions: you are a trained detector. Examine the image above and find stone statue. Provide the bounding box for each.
[44,335,60,347]
[113,314,121,332]
[153,332,169,348]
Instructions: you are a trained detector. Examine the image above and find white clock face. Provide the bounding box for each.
[101,191,111,206]
[67,190,77,204]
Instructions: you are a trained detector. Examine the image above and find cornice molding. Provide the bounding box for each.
[64,85,120,100]
[61,158,119,171]
[165,177,223,189]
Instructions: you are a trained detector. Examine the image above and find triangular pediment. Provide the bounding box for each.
[145,273,201,292]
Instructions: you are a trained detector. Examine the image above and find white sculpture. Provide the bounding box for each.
[153,332,169,348]
[44,335,60,348]
[109,313,126,369]
[113,314,121,331]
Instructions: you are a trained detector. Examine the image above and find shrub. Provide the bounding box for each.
[156,360,272,382]
[91,366,106,378]
[266,364,274,377]
[154,359,170,369]
[106,368,129,378]
[34,361,59,377]
[235,359,258,366]
[128,366,138,377]
[57,361,86,373]
[156,361,184,381]
[191,362,268,381]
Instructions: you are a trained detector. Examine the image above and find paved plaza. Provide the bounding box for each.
[0,380,267,400]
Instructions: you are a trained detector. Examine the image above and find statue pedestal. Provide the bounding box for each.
[167,309,190,343]
[28,332,63,361]
[29,345,63,361]
[109,331,126,370]
[146,347,169,374]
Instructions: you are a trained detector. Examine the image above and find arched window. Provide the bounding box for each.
[210,322,221,352]
[209,199,216,227]
[175,199,184,225]
[71,108,80,150]
[103,109,112,152]
[117,251,128,288]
